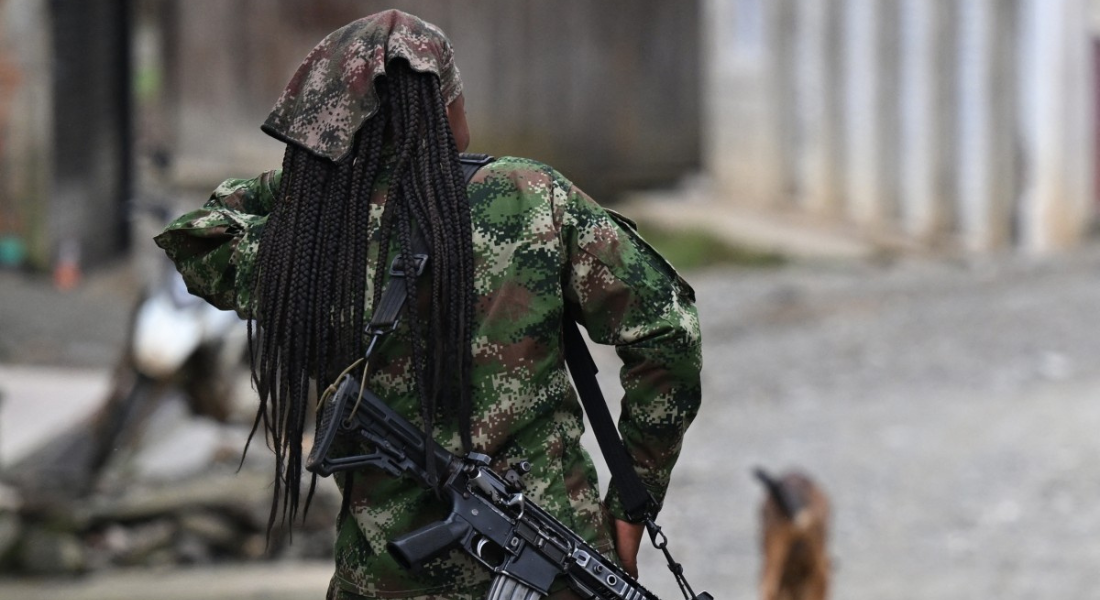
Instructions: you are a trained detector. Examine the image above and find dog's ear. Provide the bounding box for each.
[753,467,805,520]
[753,467,781,498]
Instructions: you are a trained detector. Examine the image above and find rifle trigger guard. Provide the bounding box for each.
[475,536,491,559]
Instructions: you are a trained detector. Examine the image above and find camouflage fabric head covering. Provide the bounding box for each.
[261,9,463,162]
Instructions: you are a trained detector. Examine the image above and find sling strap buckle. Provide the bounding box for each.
[389,253,429,278]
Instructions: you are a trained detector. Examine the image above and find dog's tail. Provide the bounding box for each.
[754,467,806,520]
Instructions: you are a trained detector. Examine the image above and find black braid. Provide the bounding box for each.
[423,74,476,449]
[247,60,476,533]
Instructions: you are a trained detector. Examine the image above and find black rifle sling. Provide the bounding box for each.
[561,318,657,521]
[365,161,493,336]
[366,232,428,336]
[459,152,495,184]
[563,320,706,599]
[367,153,493,344]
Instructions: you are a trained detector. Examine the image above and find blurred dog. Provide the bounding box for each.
[754,468,831,600]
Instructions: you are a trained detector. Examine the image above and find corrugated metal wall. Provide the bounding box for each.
[706,0,1095,254]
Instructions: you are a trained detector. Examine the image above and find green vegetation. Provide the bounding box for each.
[632,219,787,272]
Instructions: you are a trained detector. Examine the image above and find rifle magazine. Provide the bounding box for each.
[487,574,543,600]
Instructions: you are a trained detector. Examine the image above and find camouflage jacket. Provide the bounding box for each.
[154,157,702,600]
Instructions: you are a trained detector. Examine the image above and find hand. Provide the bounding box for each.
[612,518,646,579]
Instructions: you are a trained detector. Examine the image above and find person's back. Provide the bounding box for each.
[155,10,702,600]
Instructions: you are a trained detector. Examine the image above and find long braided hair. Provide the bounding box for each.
[248,60,476,531]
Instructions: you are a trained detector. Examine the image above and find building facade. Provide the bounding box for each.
[0,0,130,271]
[705,0,1096,253]
[0,0,701,271]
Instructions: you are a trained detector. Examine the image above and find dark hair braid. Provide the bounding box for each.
[424,77,477,445]
[248,60,476,532]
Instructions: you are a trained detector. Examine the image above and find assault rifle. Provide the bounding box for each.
[306,374,712,600]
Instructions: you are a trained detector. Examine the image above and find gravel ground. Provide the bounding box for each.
[612,246,1100,600]
[3,245,1100,600]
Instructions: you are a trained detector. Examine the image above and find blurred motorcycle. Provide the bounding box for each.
[6,209,250,500]
[125,251,249,422]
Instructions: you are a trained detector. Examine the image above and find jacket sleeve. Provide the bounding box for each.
[152,170,282,319]
[557,179,703,522]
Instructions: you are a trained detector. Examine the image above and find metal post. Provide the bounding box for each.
[842,0,886,226]
[898,0,947,242]
[956,0,1016,251]
[1018,0,1093,251]
[794,0,840,216]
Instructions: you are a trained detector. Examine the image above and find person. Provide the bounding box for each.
[154,10,701,600]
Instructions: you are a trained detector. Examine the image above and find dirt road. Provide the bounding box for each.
[4,246,1100,599]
